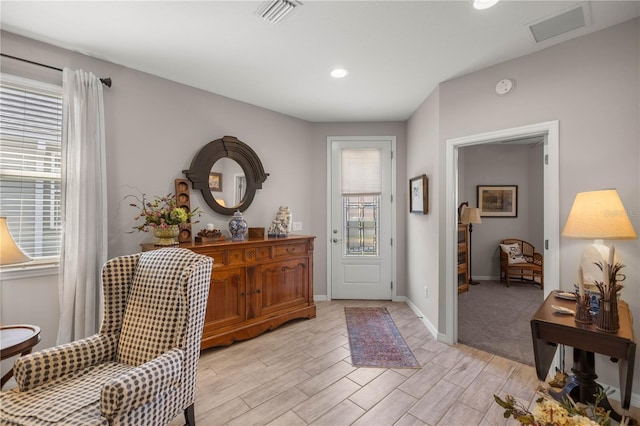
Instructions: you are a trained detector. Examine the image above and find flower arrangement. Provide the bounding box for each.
[495,387,627,425]
[127,191,199,232]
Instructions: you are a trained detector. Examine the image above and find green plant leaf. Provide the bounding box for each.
[494,395,510,409]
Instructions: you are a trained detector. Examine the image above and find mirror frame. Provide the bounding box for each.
[183,135,268,215]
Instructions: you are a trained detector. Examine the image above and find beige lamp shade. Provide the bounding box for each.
[562,189,636,239]
[0,217,32,265]
[460,207,482,225]
[562,189,636,285]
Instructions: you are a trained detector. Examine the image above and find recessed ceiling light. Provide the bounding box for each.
[472,0,499,10]
[331,68,349,79]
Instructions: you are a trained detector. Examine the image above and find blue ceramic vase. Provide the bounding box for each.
[228,211,247,241]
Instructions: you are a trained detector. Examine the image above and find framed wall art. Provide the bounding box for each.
[410,174,428,214]
[209,172,223,192]
[477,185,517,217]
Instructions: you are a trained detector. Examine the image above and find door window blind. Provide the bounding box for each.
[0,74,63,260]
[341,148,381,195]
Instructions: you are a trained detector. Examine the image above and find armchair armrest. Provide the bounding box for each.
[100,348,184,419]
[14,333,118,391]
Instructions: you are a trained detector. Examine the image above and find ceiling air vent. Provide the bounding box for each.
[256,0,302,24]
[527,3,591,43]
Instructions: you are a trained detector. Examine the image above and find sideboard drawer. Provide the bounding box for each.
[256,246,271,260]
[274,242,307,258]
[228,249,245,265]
[201,250,225,266]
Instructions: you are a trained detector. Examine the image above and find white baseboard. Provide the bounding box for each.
[404,298,438,339]
[473,275,499,281]
[313,295,408,303]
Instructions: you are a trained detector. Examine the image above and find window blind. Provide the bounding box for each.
[341,148,381,195]
[0,75,63,260]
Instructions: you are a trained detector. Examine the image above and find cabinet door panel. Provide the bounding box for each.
[257,259,308,316]
[204,267,246,330]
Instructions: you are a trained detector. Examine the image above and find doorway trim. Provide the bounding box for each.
[326,136,397,301]
[443,121,559,345]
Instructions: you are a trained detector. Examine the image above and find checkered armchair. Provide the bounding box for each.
[0,248,212,426]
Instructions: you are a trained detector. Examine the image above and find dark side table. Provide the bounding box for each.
[0,324,41,388]
[531,294,635,422]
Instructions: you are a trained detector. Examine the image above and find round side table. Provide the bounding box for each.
[1,324,41,388]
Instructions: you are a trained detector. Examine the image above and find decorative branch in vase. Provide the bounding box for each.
[593,246,625,333]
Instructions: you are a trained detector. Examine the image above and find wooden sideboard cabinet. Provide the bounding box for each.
[142,235,316,349]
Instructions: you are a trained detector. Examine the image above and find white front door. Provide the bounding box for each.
[329,137,394,300]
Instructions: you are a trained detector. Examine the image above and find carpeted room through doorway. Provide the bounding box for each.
[458,279,543,366]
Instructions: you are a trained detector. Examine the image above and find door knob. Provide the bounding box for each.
[333,238,340,243]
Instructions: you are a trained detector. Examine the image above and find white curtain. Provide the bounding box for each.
[57,69,108,344]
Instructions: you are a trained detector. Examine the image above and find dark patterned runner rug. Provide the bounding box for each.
[344,307,420,368]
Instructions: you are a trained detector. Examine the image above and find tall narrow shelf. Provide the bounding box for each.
[457,224,469,294]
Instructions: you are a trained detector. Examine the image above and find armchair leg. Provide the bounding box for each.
[184,404,195,426]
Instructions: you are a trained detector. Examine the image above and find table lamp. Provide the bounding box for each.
[562,189,636,284]
[460,205,482,285]
[0,217,32,266]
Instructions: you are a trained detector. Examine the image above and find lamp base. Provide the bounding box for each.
[580,240,617,285]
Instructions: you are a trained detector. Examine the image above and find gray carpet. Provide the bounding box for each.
[458,279,543,366]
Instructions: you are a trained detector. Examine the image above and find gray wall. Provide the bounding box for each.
[407,18,639,400]
[405,85,441,338]
[459,143,544,279]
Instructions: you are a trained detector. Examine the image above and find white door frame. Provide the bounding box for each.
[443,121,559,344]
[326,136,397,301]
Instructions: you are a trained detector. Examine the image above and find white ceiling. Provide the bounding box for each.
[1,1,638,122]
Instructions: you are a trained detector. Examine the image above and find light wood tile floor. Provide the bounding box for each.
[169,300,639,426]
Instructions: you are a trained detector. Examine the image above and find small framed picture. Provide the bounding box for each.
[477,185,517,217]
[410,174,428,214]
[209,172,223,192]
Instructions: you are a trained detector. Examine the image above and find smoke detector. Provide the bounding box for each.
[495,79,514,96]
